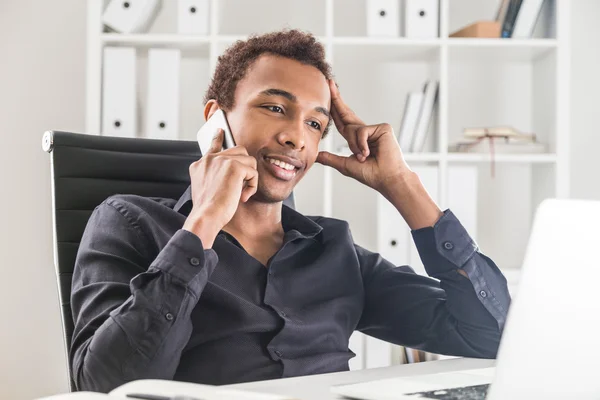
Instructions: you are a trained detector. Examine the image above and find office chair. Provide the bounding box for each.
[42,130,295,391]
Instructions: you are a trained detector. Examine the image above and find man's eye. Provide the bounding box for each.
[308,121,321,130]
[265,105,284,113]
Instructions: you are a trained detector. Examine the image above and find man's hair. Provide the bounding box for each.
[204,29,334,136]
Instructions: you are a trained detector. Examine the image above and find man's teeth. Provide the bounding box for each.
[267,158,296,171]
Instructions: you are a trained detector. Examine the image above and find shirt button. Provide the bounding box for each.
[165,312,174,321]
[279,311,286,318]
[274,350,283,358]
[479,290,488,298]
[443,241,454,250]
[189,257,200,266]
[268,270,273,276]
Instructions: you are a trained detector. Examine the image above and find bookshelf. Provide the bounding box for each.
[86,0,569,369]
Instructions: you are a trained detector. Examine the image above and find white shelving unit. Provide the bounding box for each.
[86,0,569,370]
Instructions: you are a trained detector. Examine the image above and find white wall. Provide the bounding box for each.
[570,0,600,200]
[0,1,599,399]
[0,0,86,398]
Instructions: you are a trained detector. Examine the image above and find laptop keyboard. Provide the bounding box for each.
[404,384,490,400]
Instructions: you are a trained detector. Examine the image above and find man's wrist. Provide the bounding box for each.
[182,210,222,249]
[382,170,443,230]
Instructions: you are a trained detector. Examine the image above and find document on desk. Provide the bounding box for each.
[37,379,298,400]
[111,379,297,400]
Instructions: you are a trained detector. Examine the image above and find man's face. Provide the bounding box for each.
[215,54,331,203]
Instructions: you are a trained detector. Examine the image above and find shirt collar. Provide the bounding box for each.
[173,185,323,240]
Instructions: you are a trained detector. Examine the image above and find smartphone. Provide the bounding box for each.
[196,109,236,156]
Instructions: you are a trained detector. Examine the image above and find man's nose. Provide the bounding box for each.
[277,119,306,150]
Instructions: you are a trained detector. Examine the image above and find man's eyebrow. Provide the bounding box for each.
[259,88,297,102]
[259,88,331,120]
[315,106,331,120]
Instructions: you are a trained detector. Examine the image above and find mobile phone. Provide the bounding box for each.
[196,109,236,156]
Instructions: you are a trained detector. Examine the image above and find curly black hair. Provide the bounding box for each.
[204,29,334,136]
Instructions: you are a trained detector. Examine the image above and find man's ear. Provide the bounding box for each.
[203,100,220,121]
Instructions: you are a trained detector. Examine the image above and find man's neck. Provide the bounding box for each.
[223,199,284,240]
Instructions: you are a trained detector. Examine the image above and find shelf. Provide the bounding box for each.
[447,153,558,163]
[448,38,557,63]
[336,147,440,162]
[102,33,210,50]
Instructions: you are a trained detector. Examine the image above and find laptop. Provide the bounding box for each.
[332,199,600,400]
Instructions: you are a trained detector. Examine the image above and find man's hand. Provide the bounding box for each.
[316,80,411,195]
[317,80,442,230]
[183,129,258,247]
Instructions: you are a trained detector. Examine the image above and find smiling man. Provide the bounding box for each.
[70,30,511,393]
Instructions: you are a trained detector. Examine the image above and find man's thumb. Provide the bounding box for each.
[316,151,350,176]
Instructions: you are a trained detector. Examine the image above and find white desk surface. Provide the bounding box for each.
[227,358,495,400]
[39,358,494,400]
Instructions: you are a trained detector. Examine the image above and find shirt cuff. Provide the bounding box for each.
[411,209,478,276]
[149,229,219,296]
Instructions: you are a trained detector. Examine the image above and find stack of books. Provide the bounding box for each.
[397,80,439,153]
[448,126,546,154]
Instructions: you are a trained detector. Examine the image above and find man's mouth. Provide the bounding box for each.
[263,156,302,181]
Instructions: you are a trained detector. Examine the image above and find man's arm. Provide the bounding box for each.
[355,207,511,358]
[71,198,218,392]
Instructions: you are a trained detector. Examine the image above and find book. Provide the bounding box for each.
[501,0,524,38]
[496,0,511,22]
[462,126,535,140]
[410,80,438,152]
[449,138,546,154]
[398,91,424,151]
[38,379,295,400]
[512,0,545,38]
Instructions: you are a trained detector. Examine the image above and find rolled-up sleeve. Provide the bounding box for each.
[70,198,218,392]
[356,210,511,359]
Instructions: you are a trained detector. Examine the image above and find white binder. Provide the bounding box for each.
[178,0,210,35]
[146,49,181,139]
[348,331,365,370]
[408,166,439,276]
[448,166,478,240]
[102,47,137,138]
[102,0,162,34]
[366,0,400,37]
[404,0,439,39]
[368,193,411,369]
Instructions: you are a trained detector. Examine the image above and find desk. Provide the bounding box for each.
[42,358,494,400]
[227,358,495,400]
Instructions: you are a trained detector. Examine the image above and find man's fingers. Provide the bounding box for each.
[240,166,259,203]
[329,79,364,126]
[207,129,224,154]
[316,151,353,177]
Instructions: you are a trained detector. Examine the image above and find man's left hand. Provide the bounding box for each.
[316,79,411,198]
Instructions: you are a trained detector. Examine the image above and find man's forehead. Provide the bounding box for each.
[240,55,330,102]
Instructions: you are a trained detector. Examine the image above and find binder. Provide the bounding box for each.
[448,166,478,239]
[398,91,424,152]
[146,49,181,139]
[411,80,438,153]
[371,193,411,368]
[348,332,365,370]
[377,193,411,267]
[102,47,137,138]
[408,166,438,276]
[366,0,400,37]
[405,0,439,39]
[102,0,162,34]
[178,0,210,35]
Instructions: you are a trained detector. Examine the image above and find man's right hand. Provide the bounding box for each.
[182,129,258,248]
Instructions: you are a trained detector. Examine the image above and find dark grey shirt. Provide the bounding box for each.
[71,187,510,392]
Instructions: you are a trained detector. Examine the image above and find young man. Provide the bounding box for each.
[71,30,510,392]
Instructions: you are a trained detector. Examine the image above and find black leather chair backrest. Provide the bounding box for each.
[43,130,295,391]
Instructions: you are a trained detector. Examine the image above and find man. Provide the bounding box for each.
[71,29,510,393]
